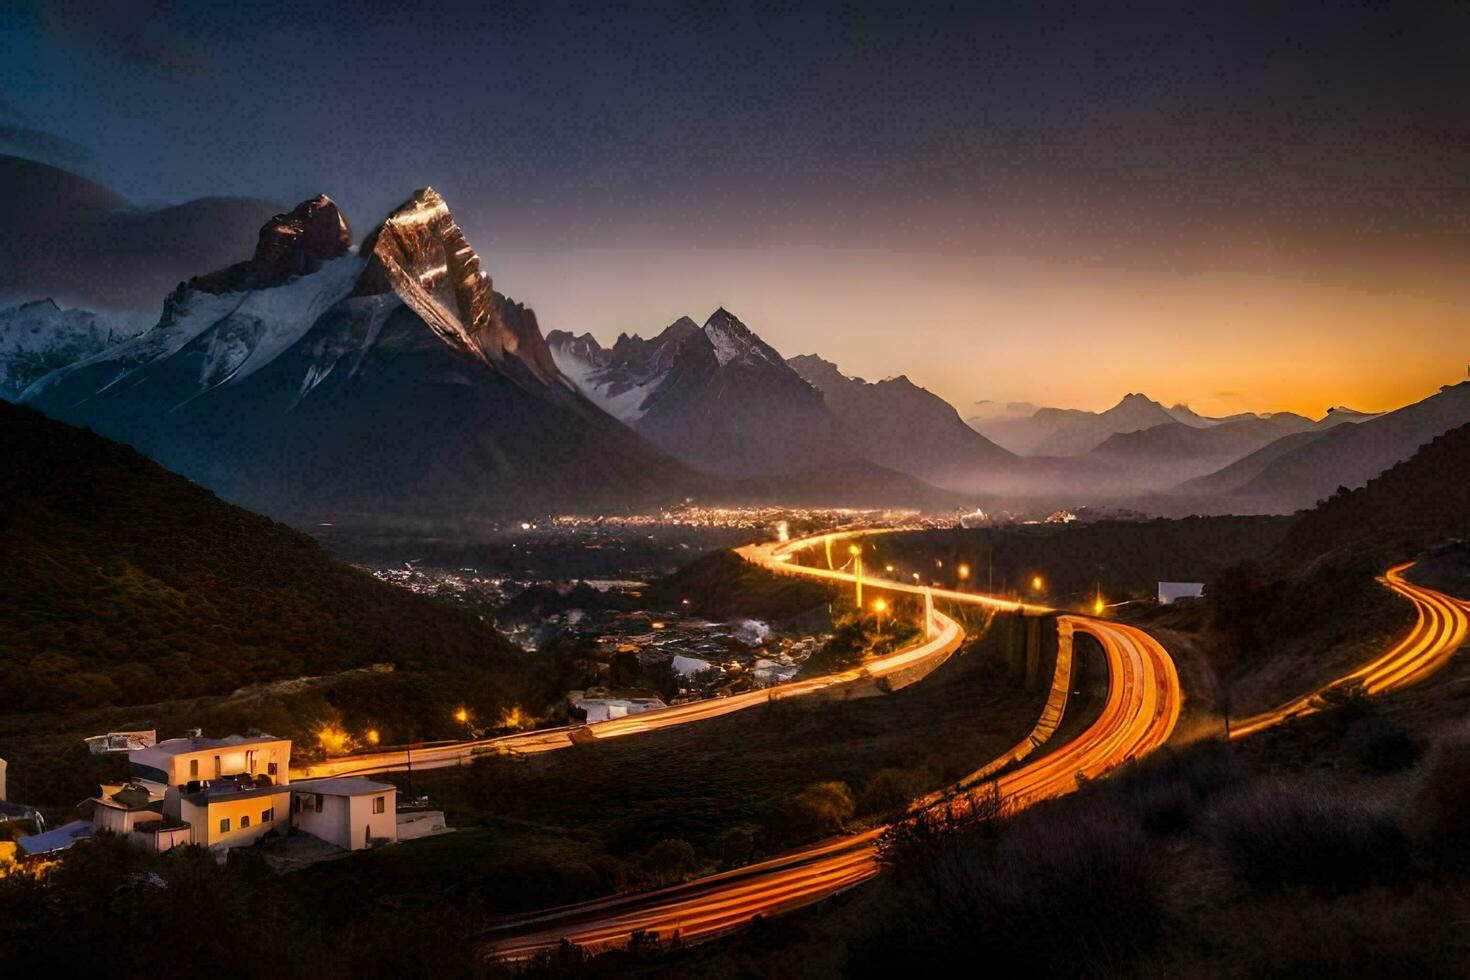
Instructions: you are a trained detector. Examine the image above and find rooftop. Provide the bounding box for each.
[291,777,397,797]
[132,734,286,770]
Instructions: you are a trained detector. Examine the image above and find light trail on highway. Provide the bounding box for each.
[298,559,964,780]
[1230,563,1470,738]
[480,528,1182,960]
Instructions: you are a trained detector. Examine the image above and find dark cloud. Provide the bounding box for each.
[24,0,212,78]
[0,124,97,172]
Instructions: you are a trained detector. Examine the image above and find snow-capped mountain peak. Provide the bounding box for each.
[702,307,784,368]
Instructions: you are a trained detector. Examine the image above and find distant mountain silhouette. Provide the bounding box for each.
[787,354,1013,489]
[0,153,282,308]
[1195,382,1470,511]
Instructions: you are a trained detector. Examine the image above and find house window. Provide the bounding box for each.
[240,815,250,829]
[262,808,274,824]
[267,762,278,776]
[372,796,386,815]
[219,817,231,834]
[213,755,221,778]
[291,795,302,814]
[189,759,199,779]
[314,794,323,813]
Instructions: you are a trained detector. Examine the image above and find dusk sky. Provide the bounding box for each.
[4,1,1467,416]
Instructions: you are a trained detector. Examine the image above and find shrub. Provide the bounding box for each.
[856,767,932,817]
[1208,784,1407,892]
[1115,738,1249,837]
[763,781,854,845]
[1416,726,1470,871]
[1343,715,1426,772]
[640,839,698,885]
[855,793,1160,976]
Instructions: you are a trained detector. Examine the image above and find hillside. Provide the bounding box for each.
[1273,420,1470,569]
[0,401,521,713]
[1218,382,1470,511]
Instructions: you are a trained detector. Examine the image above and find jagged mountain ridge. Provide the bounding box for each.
[550,309,859,476]
[786,353,1014,489]
[23,188,703,517]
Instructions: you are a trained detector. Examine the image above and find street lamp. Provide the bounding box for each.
[1032,575,1044,592]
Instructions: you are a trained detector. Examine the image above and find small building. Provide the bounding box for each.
[1158,581,1205,604]
[86,782,166,835]
[174,779,291,851]
[289,778,398,850]
[130,734,291,789]
[572,696,667,725]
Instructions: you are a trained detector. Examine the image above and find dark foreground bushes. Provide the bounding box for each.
[854,790,1162,977]
[1208,784,1407,892]
[1417,724,1470,871]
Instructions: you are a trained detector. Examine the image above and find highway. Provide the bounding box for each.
[297,582,964,780]
[1231,563,1470,738]
[480,529,1182,959]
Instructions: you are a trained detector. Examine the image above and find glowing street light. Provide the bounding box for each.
[848,544,861,557]
[872,598,887,615]
[453,706,470,725]
[1032,575,1044,592]
[365,728,380,746]
[1093,596,1106,615]
[957,563,970,581]
[885,564,895,574]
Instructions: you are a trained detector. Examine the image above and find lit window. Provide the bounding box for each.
[219,818,230,834]
[241,815,250,829]
[372,796,385,815]
[262,808,273,823]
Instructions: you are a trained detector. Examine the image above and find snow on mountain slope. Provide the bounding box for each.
[0,299,146,399]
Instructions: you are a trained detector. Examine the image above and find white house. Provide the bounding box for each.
[1158,581,1206,604]
[289,778,398,850]
[130,734,291,789]
[109,734,295,852]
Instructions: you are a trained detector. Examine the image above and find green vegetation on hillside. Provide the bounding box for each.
[0,402,522,713]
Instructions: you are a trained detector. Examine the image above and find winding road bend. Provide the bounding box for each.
[479,529,1182,959]
[298,562,964,780]
[1231,563,1470,738]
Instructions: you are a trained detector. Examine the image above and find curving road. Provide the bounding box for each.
[1231,563,1470,738]
[480,530,1182,959]
[298,578,964,780]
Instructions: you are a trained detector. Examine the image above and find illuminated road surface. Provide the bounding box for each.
[1231,563,1470,738]
[298,581,964,780]
[480,530,1181,959]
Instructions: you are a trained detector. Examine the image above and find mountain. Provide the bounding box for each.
[1190,381,1470,511]
[0,154,282,309]
[546,316,700,423]
[1089,413,1316,485]
[968,393,1178,456]
[550,309,859,476]
[1172,427,1342,496]
[0,400,521,713]
[1164,404,1263,427]
[1275,420,1470,566]
[786,354,1014,489]
[23,188,702,519]
[966,399,1039,423]
[0,298,145,399]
